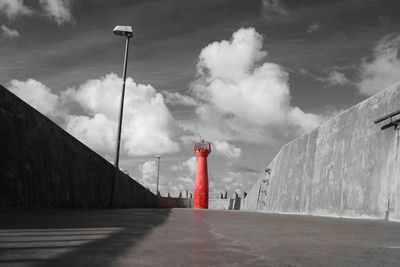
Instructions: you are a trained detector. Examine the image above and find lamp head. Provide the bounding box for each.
[113,25,133,37]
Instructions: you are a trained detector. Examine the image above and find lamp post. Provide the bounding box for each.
[154,155,161,208]
[111,25,133,207]
[154,155,161,196]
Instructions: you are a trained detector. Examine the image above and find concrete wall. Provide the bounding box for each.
[243,83,400,221]
[155,198,241,210]
[156,197,193,208]
[0,85,155,208]
[209,199,241,210]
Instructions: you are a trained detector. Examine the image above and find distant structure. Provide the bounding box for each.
[194,139,212,209]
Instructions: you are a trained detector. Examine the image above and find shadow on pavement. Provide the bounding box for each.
[0,209,172,266]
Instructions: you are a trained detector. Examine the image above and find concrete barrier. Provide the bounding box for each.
[156,197,193,208]
[155,197,242,210]
[209,199,241,210]
[243,82,400,221]
[0,85,155,208]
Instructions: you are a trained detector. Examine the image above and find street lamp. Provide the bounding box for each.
[111,25,133,207]
[154,155,161,196]
[154,155,161,208]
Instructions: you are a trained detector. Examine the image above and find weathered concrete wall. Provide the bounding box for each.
[155,198,241,210]
[156,197,193,208]
[0,85,155,208]
[209,199,241,210]
[243,83,400,221]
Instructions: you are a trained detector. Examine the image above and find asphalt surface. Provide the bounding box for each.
[1,209,400,266]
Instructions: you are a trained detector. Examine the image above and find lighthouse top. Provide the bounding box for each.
[194,139,211,156]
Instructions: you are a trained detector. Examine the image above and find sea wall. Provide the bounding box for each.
[243,83,400,221]
[0,85,155,208]
[209,199,241,210]
[156,197,193,208]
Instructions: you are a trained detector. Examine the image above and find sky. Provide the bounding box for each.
[2,0,400,198]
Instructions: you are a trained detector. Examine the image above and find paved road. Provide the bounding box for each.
[1,209,400,266]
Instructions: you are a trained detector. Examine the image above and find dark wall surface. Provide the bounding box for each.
[0,85,155,208]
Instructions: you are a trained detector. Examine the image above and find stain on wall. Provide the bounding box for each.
[243,83,400,221]
[0,85,155,208]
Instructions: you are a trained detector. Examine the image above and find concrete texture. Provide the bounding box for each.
[243,82,400,221]
[209,199,241,210]
[1,209,400,266]
[156,197,193,208]
[0,85,155,208]
[156,198,241,210]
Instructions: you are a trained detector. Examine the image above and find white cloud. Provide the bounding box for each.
[163,91,198,106]
[8,79,67,118]
[214,171,253,197]
[171,156,197,176]
[7,73,179,158]
[300,68,350,87]
[177,176,194,186]
[307,22,320,34]
[1,24,19,38]
[141,159,193,197]
[140,160,158,193]
[196,28,267,82]
[176,176,195,193]
[65,73,179,157]
[0,0,74,25]
[181,27,320,144]
[312,70,350,87]
[66,113,116,154]
[38,0,73,25]
[0,0,31,18]
[357,34,400,96]
[262,0,288,21]
[213,141,242,159]
[326,70,349,86]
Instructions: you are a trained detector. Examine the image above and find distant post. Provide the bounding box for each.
[155,155,161,207]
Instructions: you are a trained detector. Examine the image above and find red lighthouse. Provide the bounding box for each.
[194,140,211,209]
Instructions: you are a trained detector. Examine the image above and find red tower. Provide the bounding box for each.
[194,140,211,209]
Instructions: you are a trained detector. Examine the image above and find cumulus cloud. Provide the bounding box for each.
[38,0,74,25]
[0,0,74,25]
[163,91,198,106]
[8,79,67,118]
[300,67,350,87]
[65,73,179,157]
[313,70,350,87]
[0,0,31,18]
[180,27,320,144]
[357,34,400,96]
[66,113,116,154]
[7,73,179,158]
[141,160,158,193]
[213,141,242,159]
[262,0,288,21]
[141,159,194,197]
[1,24,19,38]
[171,156,197,176]
[326,70,350,86]
[307,22,320,34]
[213,171,255,197]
